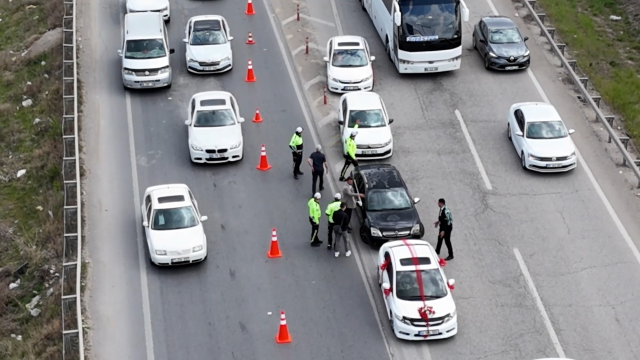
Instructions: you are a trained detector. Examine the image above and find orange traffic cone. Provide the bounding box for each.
[245,59,256,82]
[253,108,263,123]
[256,144,272,171]
[267,228,282,258]
[246,32,255,45]
[245,0,255,15]
[275,311,292,344]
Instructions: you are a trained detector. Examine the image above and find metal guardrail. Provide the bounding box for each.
[522,0,640,187]
[60,0,84,357]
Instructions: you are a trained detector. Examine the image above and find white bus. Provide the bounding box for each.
[361,0,469,74]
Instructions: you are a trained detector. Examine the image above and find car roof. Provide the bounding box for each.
[125,12,163,40]
[385,241,439,271]
[145,184,192,209]
[516,102,562,123]
[190,14,224,22]
[356,164,406,190]
[192,91,233,110]
[344,92,383,110]
[332,35,365,49]
[482,16,516,29]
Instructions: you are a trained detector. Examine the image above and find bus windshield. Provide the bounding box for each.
[398,0,461,51]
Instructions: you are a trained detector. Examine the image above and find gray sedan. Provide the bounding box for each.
[472,16,531,71]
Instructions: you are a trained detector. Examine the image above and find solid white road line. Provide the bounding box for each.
[514,248,567,358]
[261,0,394,359]
[483,0,640,265]
[281,14,336,27]
[454,110,493,190]
[292,43,325,56]
[319,112,337,128]
[304,75,327,90]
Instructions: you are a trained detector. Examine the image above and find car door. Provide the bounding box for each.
[144,197,153,241]
[383,251,394,317]
[142,194,151,225]
[188,190,200,216]
[354,172,366,220]
[479,22,490,56]
[513,109,526,153]
[326,39,333,76]
[184,19,192,44]
[339,98,349,152]
[221,17,232,40]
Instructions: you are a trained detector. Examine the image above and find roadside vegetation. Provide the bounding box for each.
[537,0,640,138]
[0,0,66,359]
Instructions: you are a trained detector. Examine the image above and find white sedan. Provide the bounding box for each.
[507,102,577,172]
[378,240,457,340]
[323,35,375,93]
[185,91,245,163]
[338,92,393,159]
[141,184,208,266]
[126,0,170,22]
[184,15,233,74]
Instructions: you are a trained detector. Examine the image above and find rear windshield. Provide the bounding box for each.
[125,39,166,59]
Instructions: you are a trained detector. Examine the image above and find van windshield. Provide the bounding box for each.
[125,39,167,59]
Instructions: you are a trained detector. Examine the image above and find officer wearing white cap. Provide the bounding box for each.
[339,130,359,181]
[289,127,304,179]
[324,193,342,250]
[308,192,323,247]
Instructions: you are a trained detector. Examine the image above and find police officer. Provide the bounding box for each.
[325,193,342,250]
[289,127,304,179]
[339,130,358,181]
[308,192,323,247]
[434,198,454,260]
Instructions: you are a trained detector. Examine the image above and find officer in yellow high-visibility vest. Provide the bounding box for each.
[308,192,323,247]
[339,130,359,181]
[325,193,342,250]
[289,127,304,179]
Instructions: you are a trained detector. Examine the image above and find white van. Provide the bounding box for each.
[118,12,174,89]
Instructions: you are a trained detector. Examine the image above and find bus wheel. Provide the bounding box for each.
[386,40,392,62]
[361,0,365,10]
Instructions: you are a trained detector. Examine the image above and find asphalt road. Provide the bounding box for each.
[79,0,640,359]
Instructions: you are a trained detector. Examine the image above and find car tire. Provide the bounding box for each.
[361,0,366,11]
[521,151,527,170]
[166,83,172,89]
[484,55,491,70]
[360,226,370,244]
[165,17,170,24]
[472,35,477,50]
[386,39,392,62]
[507,123,512,140]
[389,312,395,332]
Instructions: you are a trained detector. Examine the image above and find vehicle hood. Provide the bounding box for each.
[367,209,418,230]
[526,136,575,158]
[149,225,204,251]
[127,0,169,11]
[329,65,372,82]
[190,125,242,148]
[354,126,392,146]
[122,57,169,70]
[187,43,231,62]
[395,295,456,319]
[490,42,528,57]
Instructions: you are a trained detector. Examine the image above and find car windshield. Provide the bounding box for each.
[489,28,522,44]
[367,188,413,211]
[194,109,236,127]
[348,110,386,128]
[151,206,198,230]
[124,39,166,59]
[395,269,448,300]
[400,0,460,40]
[190,29,227,45]
[525,121,568,139]
[331,49,368,67]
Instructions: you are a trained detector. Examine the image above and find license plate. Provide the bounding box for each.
[424,67,438,72]
[505,66,519,70]
[418,330,440,335]
[546,163,563,168]
[362,150,377,154]
[203,66,215,70]
[343,86,359,90]
[209,153,222,158]
[171,257,189,263]
[141,82,155,87]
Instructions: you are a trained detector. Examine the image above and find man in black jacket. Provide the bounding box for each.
[332,203,351,258]
[434,198,453,260]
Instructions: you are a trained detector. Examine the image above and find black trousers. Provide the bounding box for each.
[310,221,321,246]
[339,156,358,179]
[327,222,334,247]
[436,229,453,256]
[312,169,324,194]
[292,152,303,175]
[345,208,353,229]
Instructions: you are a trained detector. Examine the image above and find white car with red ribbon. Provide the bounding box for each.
[377,239,457,340]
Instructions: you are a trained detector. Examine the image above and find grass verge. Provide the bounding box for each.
[537,0,640,138]
[0,0,67,359]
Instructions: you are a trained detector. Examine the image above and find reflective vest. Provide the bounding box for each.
[325,201,341,223]
[308,198,321,224]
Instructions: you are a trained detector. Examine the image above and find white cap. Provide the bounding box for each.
[314,193,321,199]
[296,127,303,133]
[334,193,341,200]
[351,130,358,137]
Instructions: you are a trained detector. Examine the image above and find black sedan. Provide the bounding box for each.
[472,16,530,70]
[351,164,425,247]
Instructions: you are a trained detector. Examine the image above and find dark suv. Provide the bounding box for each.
[352,164,425,247]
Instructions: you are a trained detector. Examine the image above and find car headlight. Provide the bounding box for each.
[160,7,168,11]
[192,245,203,252]
[568,151,576,159]
[528,154,541,161]
[187,57,198,63]
[488,52,497,58]
[411,224,421,235]
[329,76,338,82]
[230,141,242,149]
[221,55,231,62]
[155,250,167,255]
[362,75,373,82]
[443,310,456,323]
[158,66,170,74]
[191,144,204,151]
[393,313,411,325]
[123,69,135,75]
[523,49,530,56]
[370,227,382,237]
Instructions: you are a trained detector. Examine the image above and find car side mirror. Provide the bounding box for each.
[238,117,245,123]
[200,216,208,221]
[515,130,523,137]
[323,56,329,62]
[414,197,420,204]
[382,282,391,290]
[184,120,191,126]
[117,49,123,57]
[228,36,234,41]
[142,221,149,227]
[568,129,575,135]
[169,49,175,54]
[183,38,188,43]
[338,120,344,125]
[479,39,486,44]
[370,56,376,61]
[447,279,455,290]
[389,119,394,124]
[524,36,529,41]
[394,12,401,27]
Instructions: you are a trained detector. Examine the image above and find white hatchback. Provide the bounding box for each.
[184,15,233,74]
[324,35,375,93]
[126,0,170,22]
[185,91,245,163]
[378,240,457,340]
[338,92,393,160]
[141,184,208,266]
[507,102,577,172]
